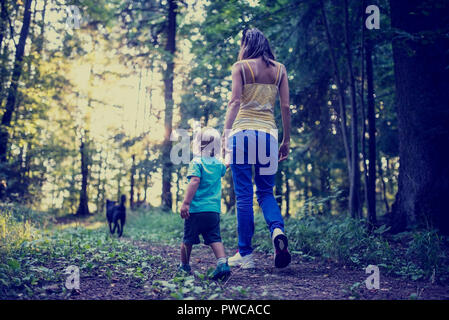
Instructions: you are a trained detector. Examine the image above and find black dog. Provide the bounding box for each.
[106,195,126,237]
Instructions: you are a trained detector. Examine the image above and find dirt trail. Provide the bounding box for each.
[69,241,449,300]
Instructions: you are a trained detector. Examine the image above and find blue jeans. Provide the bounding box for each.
[229,130,284,256]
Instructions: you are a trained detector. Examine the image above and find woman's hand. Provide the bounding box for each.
[278,141,290,162]
[222,134,231,166]
[180,202,190,219]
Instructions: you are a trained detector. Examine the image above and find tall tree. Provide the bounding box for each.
[343,0,361,219]
[0,0,8,49]
[0,0,33,163]
[365,36,377,225]
[389,0,449,234]
[320,0,361,218]
[360,0,377,225]
[161,0,177,211]
[0,0,10,103]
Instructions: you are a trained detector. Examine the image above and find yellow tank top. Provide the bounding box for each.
[231,60,283,136]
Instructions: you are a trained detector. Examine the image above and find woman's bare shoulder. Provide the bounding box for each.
[274,60,285,68]
[232,62,245,74]
[276,61,287,75]
[233,60,249,65]
[232,61,246,68]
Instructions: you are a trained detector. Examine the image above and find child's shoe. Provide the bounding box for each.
[228,251,255,269]
[178,263,191,274]
[272,228,291,268]
[210,262,231,281]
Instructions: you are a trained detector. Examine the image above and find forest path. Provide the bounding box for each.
[69,239,449,300]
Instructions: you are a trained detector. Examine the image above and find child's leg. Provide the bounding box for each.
[180,242,193,265]
[209,242,226,260]
[209,242,230,280]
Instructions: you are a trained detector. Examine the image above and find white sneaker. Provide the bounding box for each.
[272,228,291,268]
[228,251,255,269]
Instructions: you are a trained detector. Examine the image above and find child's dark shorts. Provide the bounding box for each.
[183,212,221,245]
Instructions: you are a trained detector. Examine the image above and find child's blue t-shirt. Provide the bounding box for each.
[187,156,227,214]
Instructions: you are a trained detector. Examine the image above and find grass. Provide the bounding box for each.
[126,208,449,283]
[0,225,171,299]
[0,206,172,299]
[226,212,449,283]
[0,203,51,253]
[0,207,246,300]
[1,203,448,299]
[124,208,183,244]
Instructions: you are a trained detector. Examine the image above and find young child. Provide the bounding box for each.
[178,127,230,281]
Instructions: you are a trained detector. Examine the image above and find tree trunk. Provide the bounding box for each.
[343,0,361,219]
[320,0,353,216]
[144,145,149,202]
[130,154,135,209]
[0,0,33,163]
[319,166,330,214]
[0,0,8,49]
[99,150,108,213]
[76,138,90,216]
[390,0,449,234]
[36,0,47,55]
[95,148,103,213]
[377,157,390,213]
[304,162,309,217]
[138,168,144,203]
[0,0,9,102]
[175,166,181,213]
[285,166,290,218]
[161,0,177,211]
[360,0,369,219]
[365,38,377,225]
[320,0,351,175]
[117,167,122,202]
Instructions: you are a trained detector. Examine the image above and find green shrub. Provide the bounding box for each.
[0,204,42,254]
[218,211,447,282]
[406,230,447,278]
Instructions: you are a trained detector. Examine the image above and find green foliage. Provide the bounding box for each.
[219,210,449,283]
[125,208,184,244]
[152,272,224,300]
[343,281,362,300]
[1,204,448,299]
[0,206,35,254]
[0,207,169,299]
[406,230,447,279]
[1,0,402,220]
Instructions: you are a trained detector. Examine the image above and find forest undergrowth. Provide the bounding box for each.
[1,202,448,299]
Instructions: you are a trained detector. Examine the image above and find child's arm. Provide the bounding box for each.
[180,176,200,219]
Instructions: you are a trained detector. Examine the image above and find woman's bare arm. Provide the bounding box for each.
[222,63,243,157]
[224,63,243,133]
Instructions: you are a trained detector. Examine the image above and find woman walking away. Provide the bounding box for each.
[223,28,291,269]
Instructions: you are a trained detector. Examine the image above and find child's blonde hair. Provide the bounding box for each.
[193,127,221,157]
